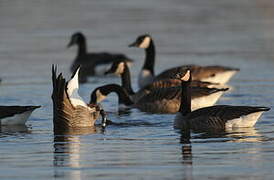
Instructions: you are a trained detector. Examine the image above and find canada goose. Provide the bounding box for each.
[129,34,239,88]
[51,65,107,134]
[104,61,223,102]
[67,32,134,82]
[174,70,270,130]
[0,105,40,125]
[90,83,228,114]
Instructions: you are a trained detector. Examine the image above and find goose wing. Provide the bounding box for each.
[155,65,239,81]
[135,79,220,101]
[0,106,40,119]
[52,65,75,129]
[186,105,270,129]
[137,86,226,103]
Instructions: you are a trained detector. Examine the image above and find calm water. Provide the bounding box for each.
[1,0,274,179]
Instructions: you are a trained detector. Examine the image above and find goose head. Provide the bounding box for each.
[90,88,108,104]
[104,61,126,76]
[129,34,152,49]
[67,32,86,48]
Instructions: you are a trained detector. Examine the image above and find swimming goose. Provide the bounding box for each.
[104,61,222,102]
[51,65,107,134]
[67,32,134,82]
[0,105,40,125]
[174,70,270,130]
[129,34,239,88]
[90,83,228,114]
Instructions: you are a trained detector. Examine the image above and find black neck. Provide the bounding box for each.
[100,84,134,106]
[77,38,87,57]
[121,64,135,95]
[179,81,191,115]
[143,40,155,75]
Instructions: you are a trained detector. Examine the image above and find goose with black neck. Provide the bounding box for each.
[129,34,239,88]
[67,32,134,82]
[105,61,227,103]
[174,70,270,131]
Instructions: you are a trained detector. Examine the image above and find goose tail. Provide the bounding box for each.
[51,65,70,131]
[254,107,271,112]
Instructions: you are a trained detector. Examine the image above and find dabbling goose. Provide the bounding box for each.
[0,106,40,125]
[174,70,270,130]
[129,34,239,88]
[67,32,134,82]
[51,65,107,134]
[90,83,228,114]
[104,61,223,102]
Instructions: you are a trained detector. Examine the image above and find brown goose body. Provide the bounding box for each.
[105,61,222,103]
[174,70,270,130]
[155,65,239,84]
[135,86,228,114]
[52,65,105,134]
[90,84,228,114]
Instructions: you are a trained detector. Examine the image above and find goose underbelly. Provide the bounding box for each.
[200,71,237,84]
[191,91,225,110]
[1,111,32,125]
[225,112,264,128]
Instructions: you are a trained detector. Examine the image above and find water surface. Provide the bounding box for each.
[1,0,274,179]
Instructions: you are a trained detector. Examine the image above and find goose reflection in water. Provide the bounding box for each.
[191,127,265,143]
[0,125,30,137]
[53,127,99,180]
[179,130,193,180]
[178,127,266,180]
[179,128,270,180]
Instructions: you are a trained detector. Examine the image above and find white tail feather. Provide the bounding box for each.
[67,67,87,107]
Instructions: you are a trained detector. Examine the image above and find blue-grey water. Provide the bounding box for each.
[1,0,274,179]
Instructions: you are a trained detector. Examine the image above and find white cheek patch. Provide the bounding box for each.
[181,70,191,81]
[115,62,125,75]
[139,37,151,48]
[96,90,107,103]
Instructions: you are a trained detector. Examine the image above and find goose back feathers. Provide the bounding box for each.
[90,83,228,114]
[105,61,223,103]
